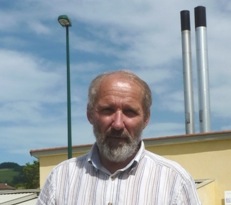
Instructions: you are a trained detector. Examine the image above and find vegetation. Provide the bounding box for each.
[0,161,39,189]
[0,168,20,184]
[23,161,39,189]
[0,162,21,170]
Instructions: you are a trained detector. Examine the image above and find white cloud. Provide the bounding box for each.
[0,49,64,102]
[28,21,51,35]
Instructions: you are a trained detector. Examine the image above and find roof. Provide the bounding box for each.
[144,129,231,147]
[0,189,39,205]
[0,183,16,190]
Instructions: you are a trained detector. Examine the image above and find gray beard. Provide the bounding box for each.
[94,128,142,162]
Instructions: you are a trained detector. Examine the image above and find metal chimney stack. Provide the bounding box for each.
[194,6,211,132]
[180,10,195,134]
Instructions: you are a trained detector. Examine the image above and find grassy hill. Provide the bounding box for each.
[0,168,20,185]
[0,162,39,189]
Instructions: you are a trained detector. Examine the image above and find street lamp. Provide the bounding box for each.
[58,15,72,159]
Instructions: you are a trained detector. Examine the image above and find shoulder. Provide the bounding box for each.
[143,149,192,180]
[51,153,89,174]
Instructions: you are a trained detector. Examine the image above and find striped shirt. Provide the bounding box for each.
[37,142,201,205]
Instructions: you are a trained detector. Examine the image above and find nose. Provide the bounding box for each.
[112,110,124,130]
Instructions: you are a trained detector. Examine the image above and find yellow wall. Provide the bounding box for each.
[36,137,231,205]
[39,154,68,186]
[197,180,216,205]
[146,139,231,205]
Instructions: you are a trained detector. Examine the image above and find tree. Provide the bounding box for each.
[22,160,39,189]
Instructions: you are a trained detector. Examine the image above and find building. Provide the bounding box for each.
[30,130,231,205]
[0,189,39,205]
[0,183,16,191]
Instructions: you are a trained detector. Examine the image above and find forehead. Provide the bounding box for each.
[95,75,143,104]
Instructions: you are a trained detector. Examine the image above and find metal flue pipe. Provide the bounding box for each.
[194,6,211,132]
[180,10,195,134]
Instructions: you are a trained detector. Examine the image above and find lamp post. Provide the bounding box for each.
[58,15,72,159]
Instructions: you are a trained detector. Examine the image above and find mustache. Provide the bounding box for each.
[105,129,131,139]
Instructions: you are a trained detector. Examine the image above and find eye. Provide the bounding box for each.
[100,107,114,115]
[123,109,138,117]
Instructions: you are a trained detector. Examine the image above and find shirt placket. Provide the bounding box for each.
[105,175,118,205]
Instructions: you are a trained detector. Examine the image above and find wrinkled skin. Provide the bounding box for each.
[87,74,150,173]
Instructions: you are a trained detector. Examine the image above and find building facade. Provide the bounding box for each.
[31,130,231,205]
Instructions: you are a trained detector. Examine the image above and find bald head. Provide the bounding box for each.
[87,70,152,120]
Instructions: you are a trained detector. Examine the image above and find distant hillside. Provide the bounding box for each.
[0,161,39,189]
[0,162,22,169]
[0,168,20,184]
[0,162,24,187]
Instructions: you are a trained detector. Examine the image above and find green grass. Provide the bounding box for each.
[0,168,20,184]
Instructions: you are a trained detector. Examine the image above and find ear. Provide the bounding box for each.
[143,112,150,129]
[87,106,94,125]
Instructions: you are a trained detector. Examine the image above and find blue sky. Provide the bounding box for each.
[1,0,231,165]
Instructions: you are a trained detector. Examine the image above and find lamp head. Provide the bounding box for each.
[58,15,72,27]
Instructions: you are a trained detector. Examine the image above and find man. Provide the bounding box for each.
[37,70,201,205]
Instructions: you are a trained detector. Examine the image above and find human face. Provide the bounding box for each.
[87,75,150,162]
